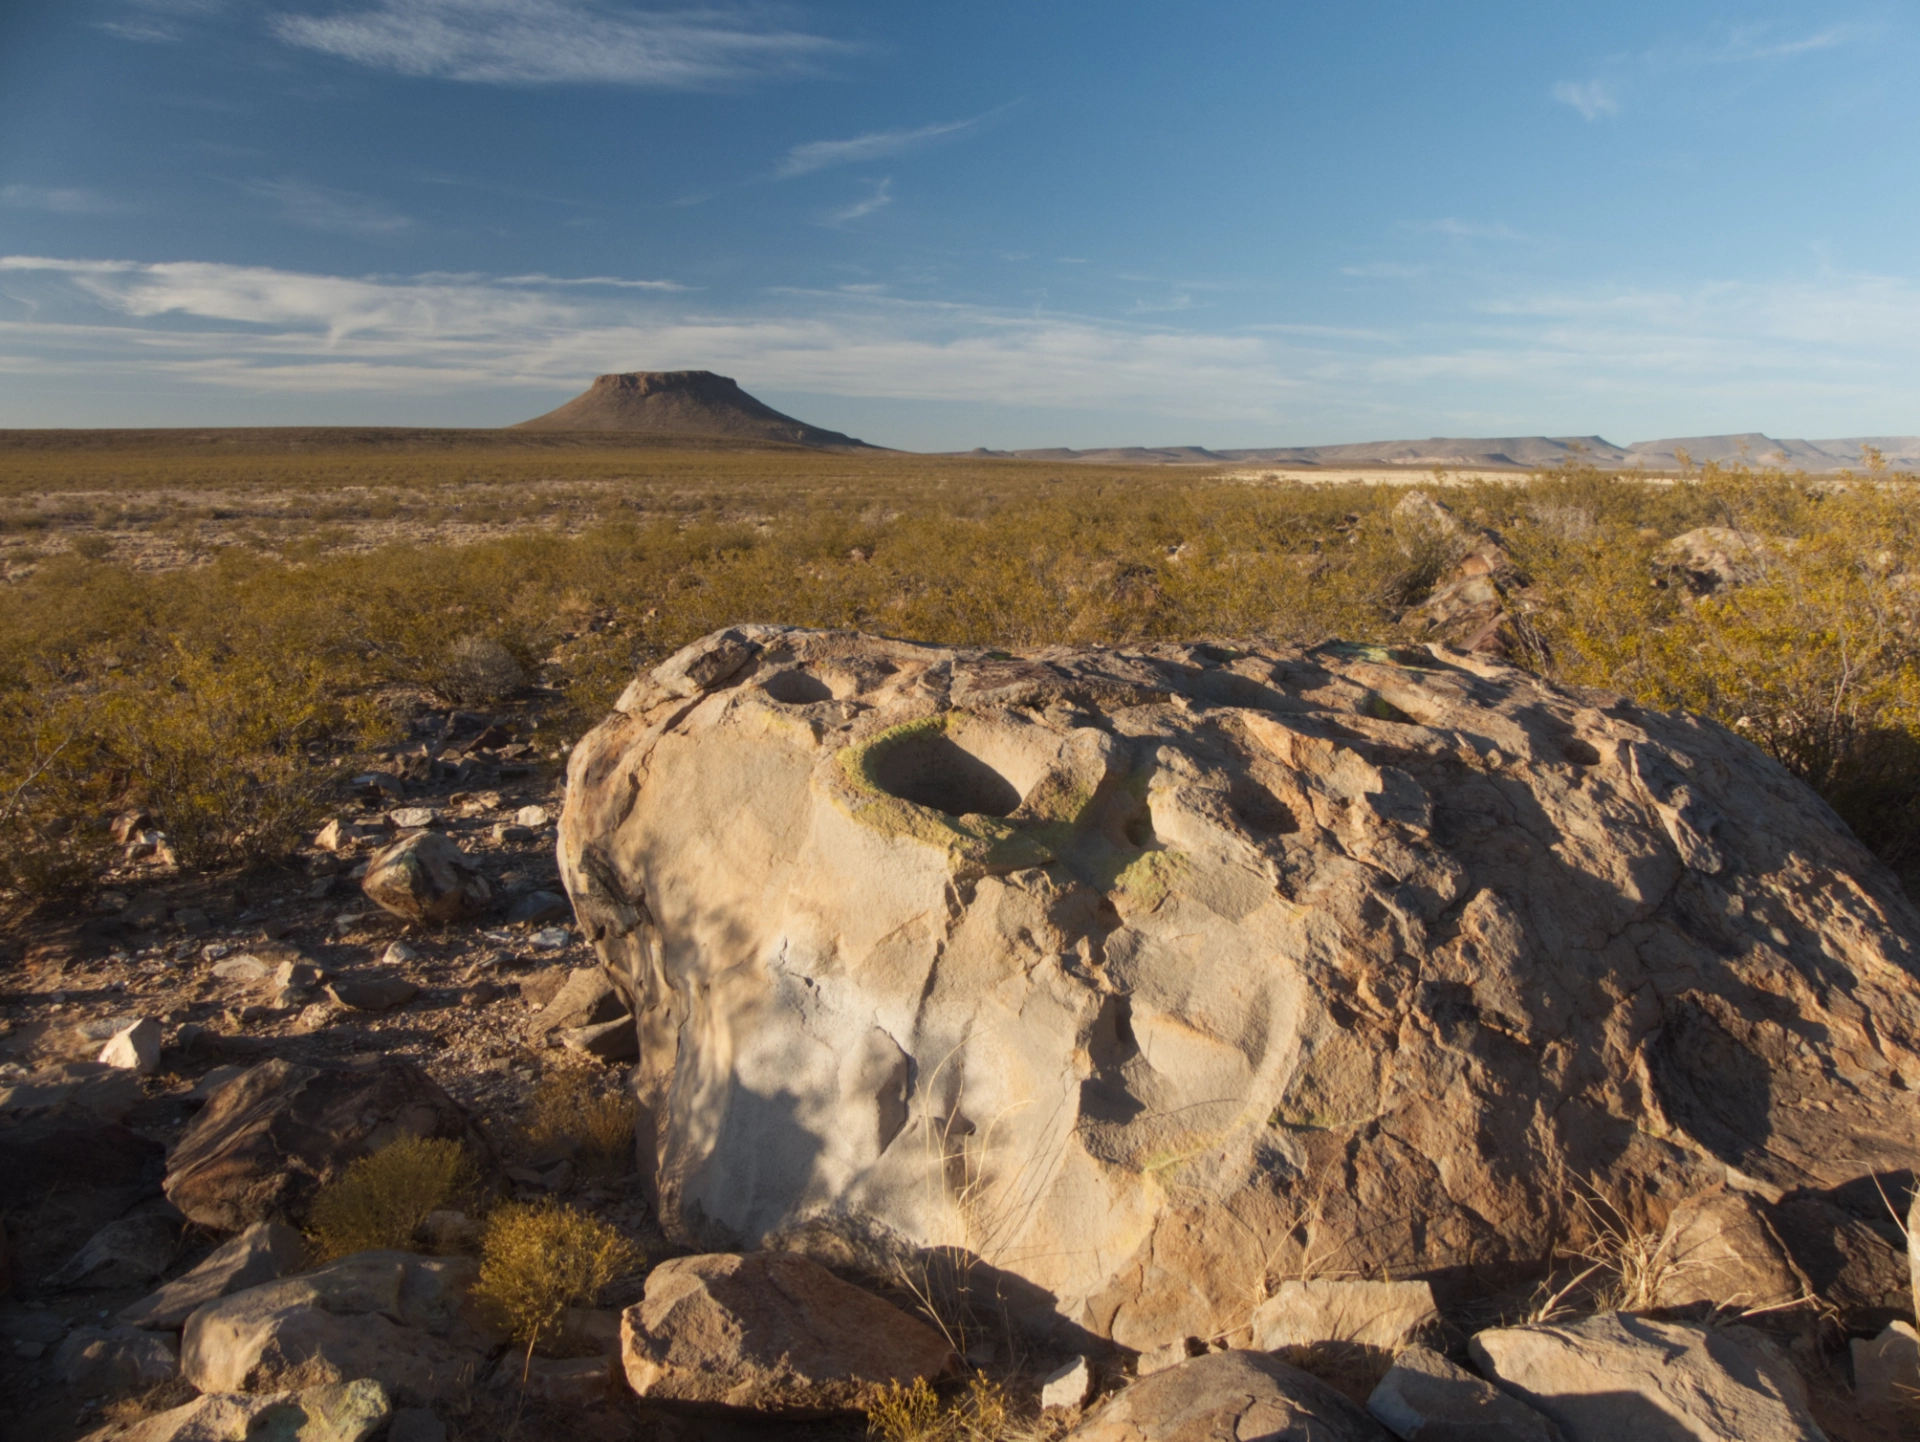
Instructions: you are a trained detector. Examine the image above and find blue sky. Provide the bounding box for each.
[1,1,1916,449]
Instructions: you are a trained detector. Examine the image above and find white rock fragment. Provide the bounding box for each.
[1041,1356,1092,1409]
[98,1017,162,1074]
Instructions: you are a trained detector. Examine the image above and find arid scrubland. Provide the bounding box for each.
[1,434,1914,909]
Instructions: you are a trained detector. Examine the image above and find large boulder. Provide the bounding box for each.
[619,1250,954,1413]
[1065,1350,1390,1442]
[558,626,1920,1350]
[180,1251,490,1406]
[1469,1312,1823,1442]
[163,1059,489,1229]
[1366,1345,1563,1441]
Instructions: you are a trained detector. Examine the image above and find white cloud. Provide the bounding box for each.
[1717,23,1857,63]
[1427,218,1527,241]
[7,255,1920,440]
[1551,78,1618,121]
[496,272,689,290]
[270,0,848,86]
[827,178,892,224]
[0,186,122,215]
[245,179,414,235]
[779,114,990,177]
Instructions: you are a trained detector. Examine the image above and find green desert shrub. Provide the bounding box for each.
[470,1200,641,1351]
[307,1136,480,1261]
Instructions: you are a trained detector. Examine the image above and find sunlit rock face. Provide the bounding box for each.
[559,625,1920,1351]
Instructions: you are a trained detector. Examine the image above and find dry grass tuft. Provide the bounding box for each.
[868,1374,1017,1442]
[307,1136,480,1261]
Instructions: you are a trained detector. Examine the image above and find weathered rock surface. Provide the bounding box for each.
[82,1383,390,1442]
[559,626,1920,1350]
[1250,1281,1439,1354]
[361,832,490,925]
[47,1214,179,1290]
[1066,1350,1390,1442]
[52,1324,178,1391]
[163,1058,488,1229]
[119,1220,308,1330]
[525,966,625,1038]
[1470,1312,1823,1441]
[619,1250,954,1412]
[1651,1186,1809,1313]
[1366,1345,1563,1441]
[181,1251,490,1405]
[1852,1320,1920,1419]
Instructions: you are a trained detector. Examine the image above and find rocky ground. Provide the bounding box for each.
[0,701,690,1440]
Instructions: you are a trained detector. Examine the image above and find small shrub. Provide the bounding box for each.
[868,1374,1013,1442]
[470,1200,642,1350]
[868,1377,946,1442]
[436,634,526,706]
[307,1136,479,1261]
[521,1070,638,1178]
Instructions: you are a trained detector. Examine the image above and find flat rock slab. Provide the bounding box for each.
[620,1250,954,1413]
[1252,1280,1440,1353]
[560,625,1920,1348]
[182,1251,490,1407]
[1851,1320,1920,1418]
[120,1220,308,1329]
[163,1057,489,1229]
[526,966,624,1037]
[1367,1345,1563,1441]
[325,974,420,1012]
[1469,1312,1824,1442]
[1066,1350,1391,1442]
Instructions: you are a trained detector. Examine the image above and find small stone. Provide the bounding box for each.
[561,1017,638,1061]
[529,926,572,951]
[354,772,405,800]
[514,805,550,828]
[98,1018,163,1074]
[123,894,170,929]
[507,890,571,925]
[326,974,420,1012]
[492,823,536,845]
[384,940,419,966]
[273,959,325,991]
[175,907,210,932]
[418,1211,481,1253]
[213,955,273,982]
[390,807,440,830]
[1042,1356,1093,1409]
[493,1353,614,1407]
[51,1324,178,1392]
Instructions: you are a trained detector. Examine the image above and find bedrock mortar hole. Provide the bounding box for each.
[871,733,1022,817]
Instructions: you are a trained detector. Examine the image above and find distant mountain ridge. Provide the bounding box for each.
[514,370,875,449]
[965,433,1920,472]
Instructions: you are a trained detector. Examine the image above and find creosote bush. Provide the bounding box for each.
[471,1200,642,1352]
[521,1069,639,1179]
[3,440,1918,900]
[306,1136,479,1261]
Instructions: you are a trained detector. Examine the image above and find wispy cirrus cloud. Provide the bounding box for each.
[1551,78,1618,121]
[0,185,124,215]
[779,112,995,177]
[244,178,414,235]
[826,178,892,224]
[1553,20,1865,121]
[269,0,849,86]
